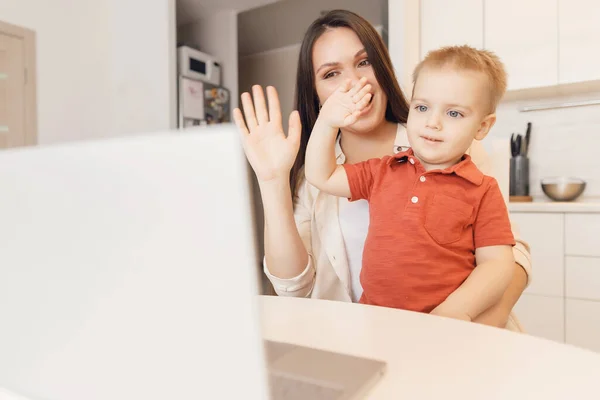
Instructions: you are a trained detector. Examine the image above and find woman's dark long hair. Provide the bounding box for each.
[289,9,410,199]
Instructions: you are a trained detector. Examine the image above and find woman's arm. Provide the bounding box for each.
[234,85,314,293]
[259,178,309,280]
[262,175,317,296]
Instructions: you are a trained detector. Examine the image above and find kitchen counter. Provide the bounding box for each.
[508,197,600,213]
[260,295,600,399]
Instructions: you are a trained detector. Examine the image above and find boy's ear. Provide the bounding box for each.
[475,113,496,141]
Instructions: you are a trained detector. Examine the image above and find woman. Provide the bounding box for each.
[233,10,531,330]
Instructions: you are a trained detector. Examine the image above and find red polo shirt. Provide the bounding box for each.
[343,149,515,313]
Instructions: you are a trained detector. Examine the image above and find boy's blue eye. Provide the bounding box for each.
[448,110,462,118]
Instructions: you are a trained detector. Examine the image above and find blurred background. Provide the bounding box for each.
[2,0,600,353]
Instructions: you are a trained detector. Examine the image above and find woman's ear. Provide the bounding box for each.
[475,113,496,141]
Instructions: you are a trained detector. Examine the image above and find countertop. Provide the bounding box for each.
[260,295,600,399]
[508,196,600,213]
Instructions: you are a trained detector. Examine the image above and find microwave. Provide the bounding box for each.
[177,46,221,86]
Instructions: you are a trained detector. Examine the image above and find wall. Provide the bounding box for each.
[487,90,600,198]
[238,0,387,57]
[238,0,388,124]
[0,0,176,145]
[109,0,177,135]
[238,43,300,129]
[0,0,111,144]
[177,10,239,110]
[388,0,420,94]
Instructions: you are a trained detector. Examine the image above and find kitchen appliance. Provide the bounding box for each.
[541,177,586,201]
[177,46,230,128]
[177,45,221,86]
[178,76,231,128]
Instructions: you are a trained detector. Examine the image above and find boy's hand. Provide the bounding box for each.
[318,77,372,129]
[430,304,472,323]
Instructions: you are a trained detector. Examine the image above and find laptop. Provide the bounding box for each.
[0,124,385,400]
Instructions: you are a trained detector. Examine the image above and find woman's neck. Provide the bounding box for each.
[339,121,398,164]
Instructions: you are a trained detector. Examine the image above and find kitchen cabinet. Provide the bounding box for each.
[514,294,564,343]
[563,216,600,352]
[558,0,600,84]
[565,214,600,257]
[511,213,564,297]
[566,256,600,301]
[510,208,600,353]
[393,0,600,95]
[484,0,558,91]
[566,299,600,353]
[511,212,565,343]
[420,0,483,59]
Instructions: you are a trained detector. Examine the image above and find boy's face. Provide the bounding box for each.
[407,66,496,170]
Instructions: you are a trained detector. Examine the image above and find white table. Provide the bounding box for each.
[259,296,600,399]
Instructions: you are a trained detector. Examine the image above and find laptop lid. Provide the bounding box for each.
[0,125,269,399]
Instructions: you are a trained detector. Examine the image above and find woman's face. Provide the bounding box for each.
[312,27,388,133]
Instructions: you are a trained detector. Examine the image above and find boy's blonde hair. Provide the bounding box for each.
[412,45,507,112]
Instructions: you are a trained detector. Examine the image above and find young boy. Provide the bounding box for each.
[305,45,515,322]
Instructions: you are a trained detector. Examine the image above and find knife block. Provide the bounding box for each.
[509,155,529,197]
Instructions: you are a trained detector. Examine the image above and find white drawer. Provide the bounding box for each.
[566,256,600,301]
[511,213,564,297]
[565,213,600,257]
[566,299,600,353]
[514,294,564,343]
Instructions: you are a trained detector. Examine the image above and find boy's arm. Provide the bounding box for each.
[431,178,515,322]
[472,263,528,327]
[304,118,351,198]
[305,77,372,198]
[431,245,514,321]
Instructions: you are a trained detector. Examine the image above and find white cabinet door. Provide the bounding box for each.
[565,214,600,257]
[420,0,483,58]
[566,299,600,352]
[566,256,600,301]
[511,213,564,297]
[559,0,600,84]
[484,0,558,90]
[514,294,564,343]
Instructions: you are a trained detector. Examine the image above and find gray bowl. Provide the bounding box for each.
[541,177,586,201]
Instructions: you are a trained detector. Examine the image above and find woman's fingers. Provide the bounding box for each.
[288,110,302,151]
[266,86,283,129]
[252,85,270,125]
[240,91,258,130]
[233,108,250,138]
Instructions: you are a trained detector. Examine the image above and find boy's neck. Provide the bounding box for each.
[413,152,463,172]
